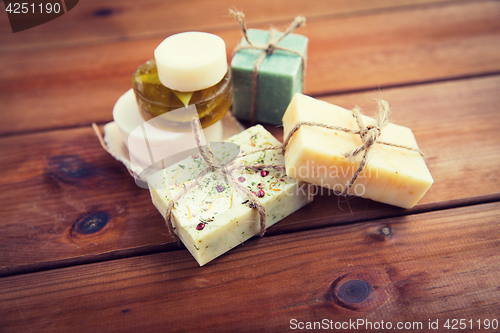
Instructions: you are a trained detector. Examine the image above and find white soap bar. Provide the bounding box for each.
[282,93,433,209]
[148,125,313,266]
[112,89,222,177]
[154,32,228,92]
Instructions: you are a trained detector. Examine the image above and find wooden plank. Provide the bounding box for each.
[0,202,498,332]
[0,75,499,277]
[1,1,499,135]
[0,0,460,52]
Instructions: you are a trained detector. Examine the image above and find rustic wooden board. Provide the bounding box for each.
[1,1,499,135]
[0,202,498,332]
[0,0,460,51]
[0,75,499,277]
[1,1,498,331]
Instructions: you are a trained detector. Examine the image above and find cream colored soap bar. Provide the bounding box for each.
[282,93,433,208]
[154,32,228,92]
[148,125,312,266]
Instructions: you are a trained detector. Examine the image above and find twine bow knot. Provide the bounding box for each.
[344,100,389,159]
[361,125,381,144]
[281,99,423,196]
[163,119,285,239]
[265,39,276,54]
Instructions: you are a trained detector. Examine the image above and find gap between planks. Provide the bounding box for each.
[0,0,476,54]
[1,71,499,278]
[2,192,499,279]
[1,0,499,135]
[1,71,500,140]
[0,201,498,333]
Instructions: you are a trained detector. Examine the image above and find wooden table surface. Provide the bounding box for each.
[1,0,499,332]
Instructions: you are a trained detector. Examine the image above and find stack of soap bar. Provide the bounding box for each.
[231,29,308,125]
[148,125,313,266]
[282,93,433,209]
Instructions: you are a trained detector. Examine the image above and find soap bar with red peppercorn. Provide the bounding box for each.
[147,125,313,266]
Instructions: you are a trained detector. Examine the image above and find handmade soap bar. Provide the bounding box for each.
[148,125,313,266]
[154,32,228,92]
[282,93,433,209]
[231,29,308,125]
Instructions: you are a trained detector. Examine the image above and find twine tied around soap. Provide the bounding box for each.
[229,9,307,124]
[163,118,285,239]
[281,99,424,196]
[92,100,423,240]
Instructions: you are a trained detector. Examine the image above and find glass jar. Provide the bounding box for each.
[132,59,232,132]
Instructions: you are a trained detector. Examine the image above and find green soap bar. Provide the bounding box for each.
[231,29,308,125]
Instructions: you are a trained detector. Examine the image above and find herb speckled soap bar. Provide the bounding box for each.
[231,29,308,125]
[148,125,312,266]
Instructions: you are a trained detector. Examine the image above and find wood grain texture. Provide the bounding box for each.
[0,126,176,277]
[0,75,499,276]
[1,1,499,135]
[0,0,461,51]
[0,1,499,330]
[0,202,498,332]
